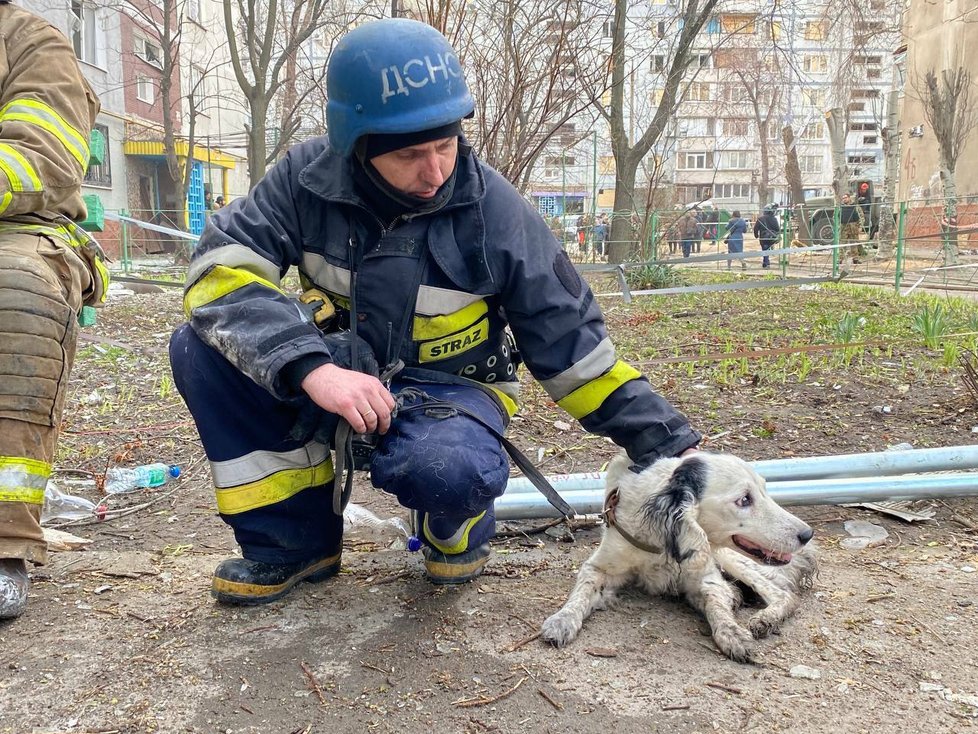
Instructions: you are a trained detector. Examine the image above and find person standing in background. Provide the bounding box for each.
[753,204,780,269]
[724,210,749,269]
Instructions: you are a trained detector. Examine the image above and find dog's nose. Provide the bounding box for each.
[797,527,814,545]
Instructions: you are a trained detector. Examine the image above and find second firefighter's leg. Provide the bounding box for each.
[0,233,90,617]
[371,382,510,584]
[169,324,343,605]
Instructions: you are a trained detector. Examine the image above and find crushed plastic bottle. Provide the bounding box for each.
[343,503,411,550]
[41,481,99,524]
[104,463,181,494]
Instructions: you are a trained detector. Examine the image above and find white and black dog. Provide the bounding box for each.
[541,451,817,662]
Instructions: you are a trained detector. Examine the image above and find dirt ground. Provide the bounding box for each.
[3,281,978,734]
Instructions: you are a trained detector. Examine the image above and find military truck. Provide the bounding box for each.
[799,180,879,245]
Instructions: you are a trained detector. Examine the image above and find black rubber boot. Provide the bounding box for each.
[417,511,493,584]
[423,543,491,585]
[211,552,341,605]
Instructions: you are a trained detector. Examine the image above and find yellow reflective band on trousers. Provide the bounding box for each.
[184,264,285,317]
[214,456,335,515]
[0,99,90,168]
[424,510,486,555]
[0,456,52,504]
[0,142,41,192]
[556,360,642,420]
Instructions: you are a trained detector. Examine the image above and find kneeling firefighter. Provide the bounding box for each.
[169,18,700,605]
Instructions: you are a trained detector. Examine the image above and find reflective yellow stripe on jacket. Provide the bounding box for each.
[0,141,41,212]
[210,442,334,515]
[0,456,51,504]
[555,360,643,420]
[0,98,90,168]
[184,264,285,317]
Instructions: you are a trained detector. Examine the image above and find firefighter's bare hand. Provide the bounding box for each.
[301,363,395,435]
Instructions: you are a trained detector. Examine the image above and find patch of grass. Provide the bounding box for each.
[911,302,950,349]
[623,263,687,291]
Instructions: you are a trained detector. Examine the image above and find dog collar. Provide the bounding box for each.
[603,488,664,555]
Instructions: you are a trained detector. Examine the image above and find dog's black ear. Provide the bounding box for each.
[641,457,708,562]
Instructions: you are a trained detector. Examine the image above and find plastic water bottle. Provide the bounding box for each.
[104,463,181,494]
[41,481,99,523]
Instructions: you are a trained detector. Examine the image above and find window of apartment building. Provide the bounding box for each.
[706,17,721,34]
[847,153,877,164]
[713,183,752,199]
[189,64,208,111]
[684,82,711,102]
[854,21,886,34]
[136,77,155,104]
[848,102,865,111]
[798,155,822,174]
[801,88,826,108]
[136,36,164,68]
[724,119,749,136]
[720,83,748,103]
[84,124,111,187]
[70,1,105,67]
[677,186,703,204]
[863,135,879,145]
[602,20,616,38]
[655,21,667,39]
[721,14,756,34]
[803,20,827,40]
[853,55,883,66]
[768,20,783,41]
[187,0,203,23]
[849,122,878,132]
[694,53,711,68]
[679,151,715,169]
[651,54,666,73]
[801,122,824,140]
[719,150,750,169]
[599,156,616,175]
[649,88,664,105]
[852,88,880,99]
[803,54,828,74]
[680,118,716,136]
[866,68,882,80]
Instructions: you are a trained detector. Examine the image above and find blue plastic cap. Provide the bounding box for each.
[168,465,181,478]
[406,535,423,553]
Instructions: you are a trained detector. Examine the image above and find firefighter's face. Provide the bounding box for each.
[370,137,458,199]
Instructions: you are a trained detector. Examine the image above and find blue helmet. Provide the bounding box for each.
[326,19,475,157]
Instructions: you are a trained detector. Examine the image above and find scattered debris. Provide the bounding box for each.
[840,520,889,550]
[790,665,822,680]
[842,500,937,523]
[42,527,93,551]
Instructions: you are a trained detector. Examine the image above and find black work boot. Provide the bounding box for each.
[211,552,341,605]
[417,511,493,585]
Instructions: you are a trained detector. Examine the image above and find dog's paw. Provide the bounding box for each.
[712,623,755,663]
[748,612,782,639]
[540,612,581,648]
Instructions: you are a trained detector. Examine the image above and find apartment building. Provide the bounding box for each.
[22,0,247,250]
[897,0,978,201]
[530,1,900,217]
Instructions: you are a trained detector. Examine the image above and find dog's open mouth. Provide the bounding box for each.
[732,535,792,566]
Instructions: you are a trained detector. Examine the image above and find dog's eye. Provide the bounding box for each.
[735,494,752,508]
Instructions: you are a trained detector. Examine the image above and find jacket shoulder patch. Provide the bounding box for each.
[553,250,582,299]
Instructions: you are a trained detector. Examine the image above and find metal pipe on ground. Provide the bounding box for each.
[495,472,978,520]
[502,445,978,496]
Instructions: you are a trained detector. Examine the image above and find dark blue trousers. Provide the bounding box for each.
[169,324,501,562]
[169,324,342,565]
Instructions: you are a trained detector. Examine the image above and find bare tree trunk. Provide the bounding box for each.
[940,165,959,266]
[825,107,847,202]
[877,89,900,258]
[782,125,810,243]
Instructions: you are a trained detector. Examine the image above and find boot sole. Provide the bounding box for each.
[424,553,489,585]
[211,553,341,606]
